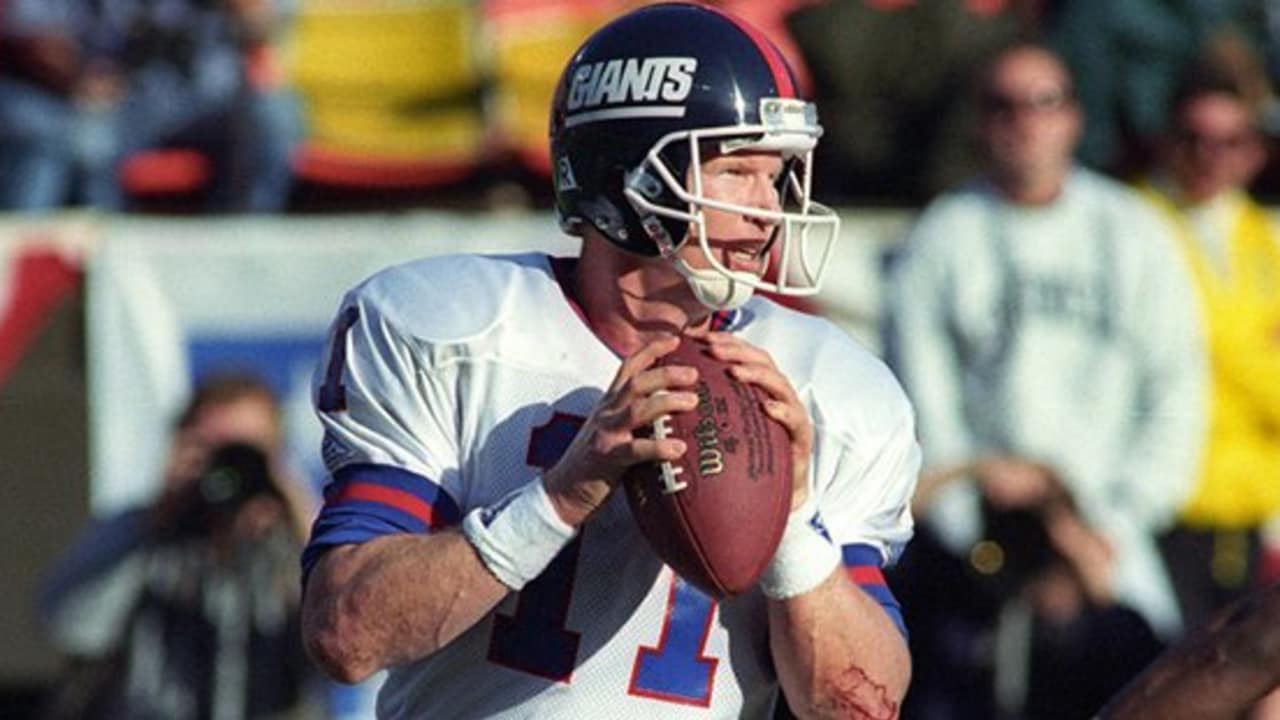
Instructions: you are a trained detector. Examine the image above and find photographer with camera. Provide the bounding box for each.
[38,373,318,720]
[894,460,1165,719]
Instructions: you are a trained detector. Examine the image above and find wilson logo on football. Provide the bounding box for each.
[692,381,726,478]
[565,56,697,127]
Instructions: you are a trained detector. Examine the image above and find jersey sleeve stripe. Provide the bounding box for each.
[328,463,462,527]
[300,464,463,586]
[320,498,430,534]
[842,544,888,586]
[332,483,438,527]
[841,542,906,637]
[841,543,884,570]
[856,582,906,638]
[846,565,887,587]
[301,510,413,583]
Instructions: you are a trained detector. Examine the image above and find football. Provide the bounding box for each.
[622,337,793,598]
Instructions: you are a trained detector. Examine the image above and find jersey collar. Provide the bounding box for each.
[551,255,739,333]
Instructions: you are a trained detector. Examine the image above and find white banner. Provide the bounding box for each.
[85,209,907,513]
[87,211,581,513]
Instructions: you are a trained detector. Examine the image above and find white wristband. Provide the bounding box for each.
[461,478,577,590]
[759,504,841,599]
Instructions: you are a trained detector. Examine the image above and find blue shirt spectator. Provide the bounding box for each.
[0,0,299,212]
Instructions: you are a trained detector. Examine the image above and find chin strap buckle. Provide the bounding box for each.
[641,214,678,257]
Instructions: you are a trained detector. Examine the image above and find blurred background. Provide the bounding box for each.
[3,0,1280,718]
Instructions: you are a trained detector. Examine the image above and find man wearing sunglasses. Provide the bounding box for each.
[886,41,1206,718]
[1138,57,1280,674]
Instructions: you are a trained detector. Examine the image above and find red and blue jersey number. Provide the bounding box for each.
[486,412,719,706]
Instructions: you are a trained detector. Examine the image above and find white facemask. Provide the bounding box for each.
[624,98,840,311]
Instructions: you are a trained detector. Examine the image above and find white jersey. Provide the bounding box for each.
[306,252,919,719]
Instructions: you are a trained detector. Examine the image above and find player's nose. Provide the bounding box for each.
[755,175,782,212]
[743,177,781,229]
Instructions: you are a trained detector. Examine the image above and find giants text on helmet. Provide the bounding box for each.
[567,57,698,114]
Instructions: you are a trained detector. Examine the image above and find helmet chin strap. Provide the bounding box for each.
[643,216,758,311]
[671,257,756,310]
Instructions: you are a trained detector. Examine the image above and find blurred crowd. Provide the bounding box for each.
[0,0,299,212]
[884,41,1280,719]
[10,1,1280,719]
[3,0,1280,212]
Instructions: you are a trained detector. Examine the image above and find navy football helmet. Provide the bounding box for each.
[550,2,839,309]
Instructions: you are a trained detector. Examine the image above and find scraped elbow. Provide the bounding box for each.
[305,618,381,685]
[302,582,383,684]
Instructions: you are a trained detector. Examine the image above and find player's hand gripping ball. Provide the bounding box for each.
[623,338,793,598]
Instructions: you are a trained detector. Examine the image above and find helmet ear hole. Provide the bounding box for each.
[578,195,629,242]
[619,140,696,253]
[625,167,664,202]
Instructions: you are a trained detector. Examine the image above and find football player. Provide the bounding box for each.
[300,4,920,718]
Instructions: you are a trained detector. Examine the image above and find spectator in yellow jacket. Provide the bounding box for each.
[1139,57,1280,636]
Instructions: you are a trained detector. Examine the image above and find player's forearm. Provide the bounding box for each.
[768,571,910,720]
[302,529,508,683]
[1100,583,1280,719]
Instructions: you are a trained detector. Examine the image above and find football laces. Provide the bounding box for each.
[651,414,688,494]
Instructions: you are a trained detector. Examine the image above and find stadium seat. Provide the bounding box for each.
[287,0,487,189]
[484,0,644,178]
[119,149,212,197]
